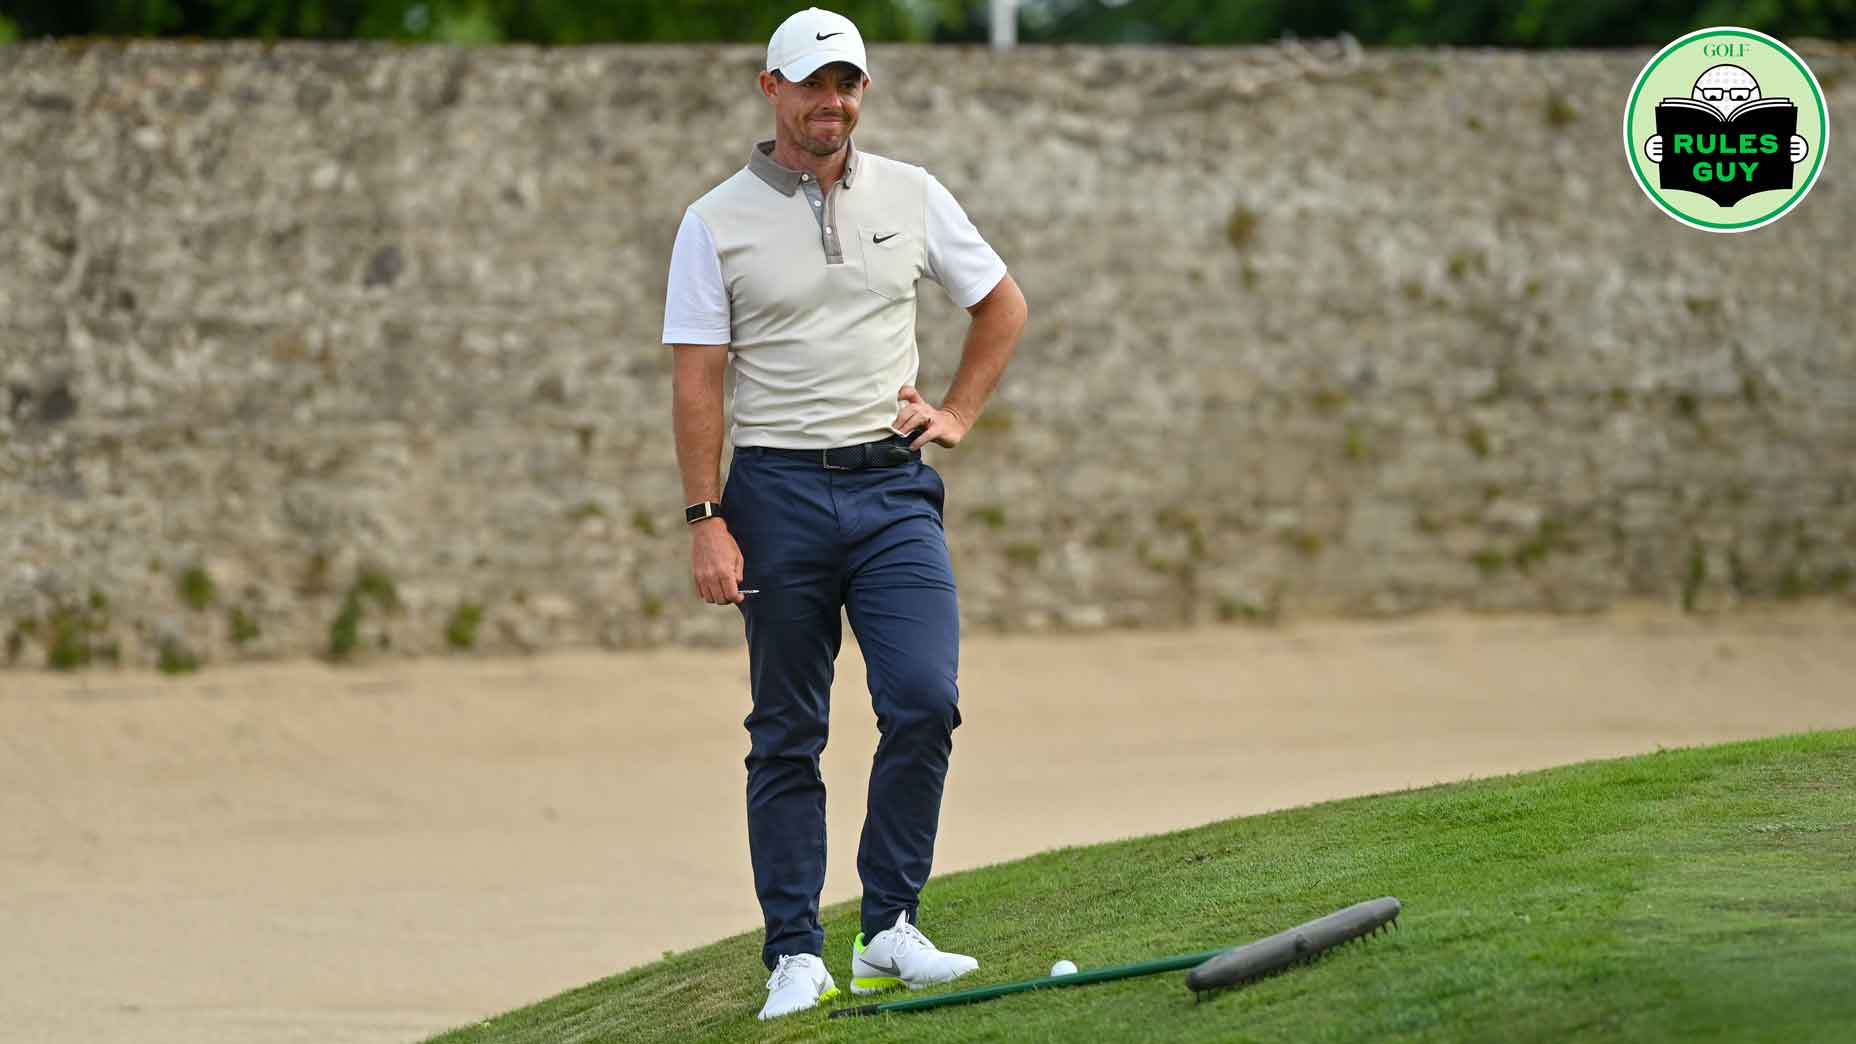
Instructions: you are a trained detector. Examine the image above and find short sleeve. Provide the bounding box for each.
[923,174,1008,310]
[662,209,731,346]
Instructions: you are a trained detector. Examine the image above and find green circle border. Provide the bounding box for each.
[1624,26,1829,232]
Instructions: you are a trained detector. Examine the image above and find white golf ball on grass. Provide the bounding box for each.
[1050,959,1078,976]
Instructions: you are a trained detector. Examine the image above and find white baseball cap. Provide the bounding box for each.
[766,7,869,82]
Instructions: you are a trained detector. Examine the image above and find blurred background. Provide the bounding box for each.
[2,0,1850,664]
[4,0,1856,46]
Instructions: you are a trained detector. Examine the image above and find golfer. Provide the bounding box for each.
[662,5,1027,1021]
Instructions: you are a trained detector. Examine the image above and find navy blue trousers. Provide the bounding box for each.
[722,442,962,971]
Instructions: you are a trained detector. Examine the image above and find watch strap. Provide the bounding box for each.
[685,501,723,526]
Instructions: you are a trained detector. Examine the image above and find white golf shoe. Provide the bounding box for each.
[757,953,839,1020]
[850,911,980,994]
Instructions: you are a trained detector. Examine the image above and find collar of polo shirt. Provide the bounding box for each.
[747,138,859,196]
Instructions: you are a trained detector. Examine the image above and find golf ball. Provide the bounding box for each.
[1051,959,1078,976]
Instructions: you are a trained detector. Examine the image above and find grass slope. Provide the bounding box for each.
[430,730,1856,1043]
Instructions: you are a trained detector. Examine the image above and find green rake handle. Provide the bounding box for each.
[828,946,1233,1018]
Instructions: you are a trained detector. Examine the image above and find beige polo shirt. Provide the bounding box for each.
[663,140,1007,450]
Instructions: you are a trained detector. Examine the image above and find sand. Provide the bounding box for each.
[4,604,1854,1044]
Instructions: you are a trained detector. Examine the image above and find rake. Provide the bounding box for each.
[828,896,1401,1019]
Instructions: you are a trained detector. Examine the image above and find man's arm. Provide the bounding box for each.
[672,344,744,604]
[893,273,1028,449]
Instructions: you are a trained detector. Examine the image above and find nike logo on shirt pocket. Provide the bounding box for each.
[864,230,915,301]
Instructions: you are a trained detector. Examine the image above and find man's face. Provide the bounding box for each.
[761,62,867,156]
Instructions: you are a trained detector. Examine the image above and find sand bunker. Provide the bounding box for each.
[5,604,1853,1044]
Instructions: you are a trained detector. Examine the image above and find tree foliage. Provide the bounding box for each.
[0,0,970,44]
[3,0,1851,46]
[1020,0,1856,47]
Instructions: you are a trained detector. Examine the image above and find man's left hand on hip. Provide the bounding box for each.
[891,385,970,450]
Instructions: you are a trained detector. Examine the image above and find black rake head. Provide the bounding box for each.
[1185,897,1402,997]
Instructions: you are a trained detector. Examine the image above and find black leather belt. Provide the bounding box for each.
[753,434,919,470]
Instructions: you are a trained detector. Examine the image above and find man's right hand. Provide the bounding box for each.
[691,519,746,604]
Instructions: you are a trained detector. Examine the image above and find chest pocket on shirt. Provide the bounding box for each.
[861,229,918,302]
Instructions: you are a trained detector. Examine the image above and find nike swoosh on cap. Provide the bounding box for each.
[816,31,843,40]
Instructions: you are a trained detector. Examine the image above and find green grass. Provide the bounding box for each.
[446,603,485,650]
[177,564,217,611]
[428,730,1856,1044]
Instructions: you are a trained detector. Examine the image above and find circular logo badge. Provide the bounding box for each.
[1624,27,1829,233]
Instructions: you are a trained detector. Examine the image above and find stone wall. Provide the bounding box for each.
[3,40,1853,669]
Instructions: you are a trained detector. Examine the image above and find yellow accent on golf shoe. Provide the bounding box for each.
[850,930,906,994]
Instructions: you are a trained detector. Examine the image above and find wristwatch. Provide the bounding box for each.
[685,501,723,526]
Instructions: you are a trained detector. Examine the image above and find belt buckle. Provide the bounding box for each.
[821,448,851,470]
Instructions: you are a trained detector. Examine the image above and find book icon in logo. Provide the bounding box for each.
[1639,64,1810,207]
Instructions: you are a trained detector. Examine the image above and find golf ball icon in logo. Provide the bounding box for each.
[1624,27,1829,232]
